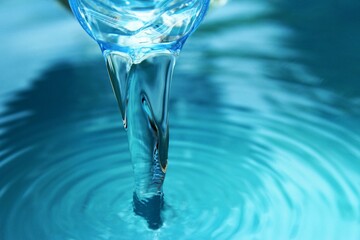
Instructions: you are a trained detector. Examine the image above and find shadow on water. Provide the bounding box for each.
[269,1,360,100]
[0,59,117,160]
[0,60,123,237]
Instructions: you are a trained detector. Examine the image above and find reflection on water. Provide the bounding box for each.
[1,0,360,239]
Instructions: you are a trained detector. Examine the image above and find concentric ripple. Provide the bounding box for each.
[1,0,360,239]
[1,64,360,239]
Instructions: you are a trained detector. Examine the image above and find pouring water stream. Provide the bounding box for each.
[68,0,209,229]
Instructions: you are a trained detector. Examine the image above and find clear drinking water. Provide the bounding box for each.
[1,0,360,239]
[69,0,209,229]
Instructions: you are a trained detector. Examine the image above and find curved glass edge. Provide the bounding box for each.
[69,0,210,62]
[68,0,96,40]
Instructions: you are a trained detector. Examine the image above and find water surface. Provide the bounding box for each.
[1,0,360,239]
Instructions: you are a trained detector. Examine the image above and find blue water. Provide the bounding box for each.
[1,0,360,239]
[69,0,210,228]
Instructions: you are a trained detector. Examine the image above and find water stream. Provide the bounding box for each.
[1,0,360,239]
[105,52,175,229]
[69,0,210,228]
